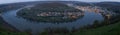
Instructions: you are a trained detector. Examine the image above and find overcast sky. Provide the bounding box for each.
[0,0,120,4]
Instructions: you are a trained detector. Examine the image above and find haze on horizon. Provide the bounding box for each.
[0,0,120,4]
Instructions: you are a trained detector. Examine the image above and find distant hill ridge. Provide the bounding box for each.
[34,2,68,8]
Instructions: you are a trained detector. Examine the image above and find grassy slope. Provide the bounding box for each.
[39,22,120,35]
[73,22,120,35]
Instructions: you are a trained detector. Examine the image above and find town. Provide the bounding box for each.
[37,12,84,19]
[67,3,113,19]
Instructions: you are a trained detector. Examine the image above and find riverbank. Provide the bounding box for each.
[72,22,120,35]
[0,14,19,31]
[39,14,120,35]
[39,21,120,35]
[0,14,29,35]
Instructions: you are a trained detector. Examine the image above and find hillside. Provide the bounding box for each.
[94,2,120,13]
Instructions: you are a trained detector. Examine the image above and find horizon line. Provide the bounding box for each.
[0,1,119,5]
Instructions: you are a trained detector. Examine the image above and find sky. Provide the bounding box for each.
[0,0,120,4]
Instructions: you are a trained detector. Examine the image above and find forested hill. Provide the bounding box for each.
[0,1,120,13]
[34,2,68,8]
[94,2,120,13]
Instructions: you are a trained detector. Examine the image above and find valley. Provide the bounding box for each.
[0,1,120,35]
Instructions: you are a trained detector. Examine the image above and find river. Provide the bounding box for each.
[1,6,104,34]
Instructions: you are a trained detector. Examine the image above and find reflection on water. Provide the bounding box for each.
[1,8,104,34]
